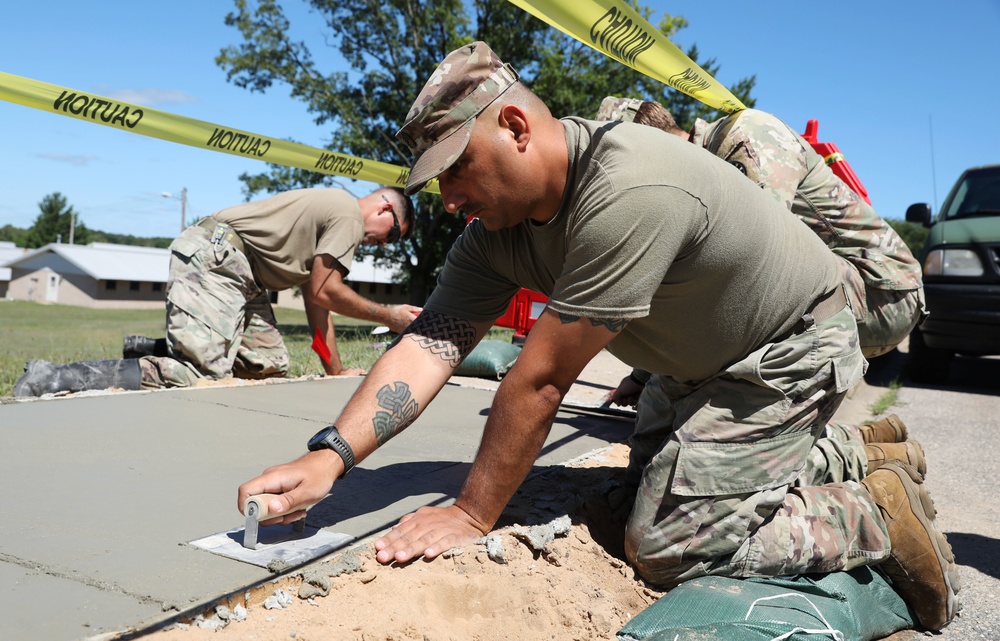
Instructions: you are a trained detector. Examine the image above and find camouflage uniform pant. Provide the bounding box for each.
[799,422,868,486]
[841,257,927,359]
[623,305,890,589]
[139,224,289,389]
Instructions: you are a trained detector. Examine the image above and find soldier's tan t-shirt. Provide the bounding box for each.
[212,188,363,291]
[426,118,842,384]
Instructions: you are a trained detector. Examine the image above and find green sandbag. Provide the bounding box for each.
[617,567,915,641]
[453,340,521,380]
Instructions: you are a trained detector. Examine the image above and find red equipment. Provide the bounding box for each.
[494,287,549,343]
[311,327,332,366]
[801,119,872,205]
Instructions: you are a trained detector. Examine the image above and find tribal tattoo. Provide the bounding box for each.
[372,381,419,446]
[399,310,477,366]
[557,312,628,333]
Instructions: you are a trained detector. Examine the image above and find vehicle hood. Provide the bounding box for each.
[931,215,1000,245]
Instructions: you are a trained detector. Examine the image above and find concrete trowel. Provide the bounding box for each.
[187,494,354,568]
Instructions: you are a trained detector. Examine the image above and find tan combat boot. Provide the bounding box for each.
[858,414,908,444]
[866,440,927,477]
[862,461,960,630]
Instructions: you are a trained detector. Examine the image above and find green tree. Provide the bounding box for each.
[24,192,92,248]
[0,224,29,246]
[216,0,755,302]
[89,231,173,249]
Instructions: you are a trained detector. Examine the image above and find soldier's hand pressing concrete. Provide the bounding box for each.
[374,504,488,564]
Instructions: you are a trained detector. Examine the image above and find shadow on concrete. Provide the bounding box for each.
[864,347,1000,397]
[307,461,472,532]
[308,444,631,542]
[864,349,909,388]
[927,355,1000,395]
[947,531,1000,580]
[476,406,633,458]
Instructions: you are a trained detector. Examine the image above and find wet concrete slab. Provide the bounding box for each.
[0,376,628,641]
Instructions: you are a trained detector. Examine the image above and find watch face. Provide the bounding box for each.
[308,425,334,450]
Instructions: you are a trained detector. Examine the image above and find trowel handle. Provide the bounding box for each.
[243,493,283,520]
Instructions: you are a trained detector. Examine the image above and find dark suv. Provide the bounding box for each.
[906,164,1000,382]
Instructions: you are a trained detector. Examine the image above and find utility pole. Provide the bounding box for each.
[162,188,189,234]
[69,210,75,245]
[180,187,187,232]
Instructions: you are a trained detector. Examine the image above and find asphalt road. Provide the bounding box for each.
[864,347,1000,640]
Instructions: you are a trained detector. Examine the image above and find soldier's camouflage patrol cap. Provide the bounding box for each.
[596,96,643,123]
[395,41,520,196]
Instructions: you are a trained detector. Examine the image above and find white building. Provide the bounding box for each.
[1,241,409,309]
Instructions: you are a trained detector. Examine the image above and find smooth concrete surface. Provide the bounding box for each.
[0,376,629,641]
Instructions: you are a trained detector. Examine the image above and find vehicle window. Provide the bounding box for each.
[942,168,1000,220]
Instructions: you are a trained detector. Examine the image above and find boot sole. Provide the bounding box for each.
[888,462,961,629]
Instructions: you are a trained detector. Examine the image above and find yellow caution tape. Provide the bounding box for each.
[823,152,845,165]
[0,71,437,194]
[507,0,745,113]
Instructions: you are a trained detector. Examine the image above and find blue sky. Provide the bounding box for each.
[1,1,998,239]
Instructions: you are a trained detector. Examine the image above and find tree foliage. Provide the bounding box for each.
[216,0,756,303]
[1,222,171,249]
[24,192,92,248]
[0,225,29,246]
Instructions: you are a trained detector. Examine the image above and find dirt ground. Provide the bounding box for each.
[145,442,666,641]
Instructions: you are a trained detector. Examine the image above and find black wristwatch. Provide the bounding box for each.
[307,425,356,478]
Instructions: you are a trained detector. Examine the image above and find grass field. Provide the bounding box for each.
[0,301,412,397]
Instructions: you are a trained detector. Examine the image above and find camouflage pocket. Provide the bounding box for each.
[831,347,866,393]
[170,235,205,262]
[166,277,241,340]
[672,429,815,497]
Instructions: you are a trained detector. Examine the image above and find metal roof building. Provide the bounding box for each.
[1,242,410,309]
[2,242,170,308]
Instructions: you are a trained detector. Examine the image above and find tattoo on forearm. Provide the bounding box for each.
[372,382,419,446]
[399,310,477,366]
[557,312,627,333]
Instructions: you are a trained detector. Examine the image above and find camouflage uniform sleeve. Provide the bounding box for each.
[718,111,924,291]
[716,111,808,212]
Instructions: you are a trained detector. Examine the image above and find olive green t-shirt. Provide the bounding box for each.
[211,188,363,291]
[427,118,841,383]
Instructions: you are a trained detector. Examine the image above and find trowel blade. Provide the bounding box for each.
[243,503,260,549]
[189,523,354,568]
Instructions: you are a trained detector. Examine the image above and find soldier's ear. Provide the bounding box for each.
[498,104,530,150]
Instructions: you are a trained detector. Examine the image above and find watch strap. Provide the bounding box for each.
[314,425,355,478]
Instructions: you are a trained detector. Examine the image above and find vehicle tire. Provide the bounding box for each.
[907,326,954,384]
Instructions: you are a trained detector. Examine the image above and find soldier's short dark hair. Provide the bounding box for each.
[377,187,416,239]
[635,101,685,136]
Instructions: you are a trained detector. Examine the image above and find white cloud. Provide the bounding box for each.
[37,153,100,166]
[96,86,199,106]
